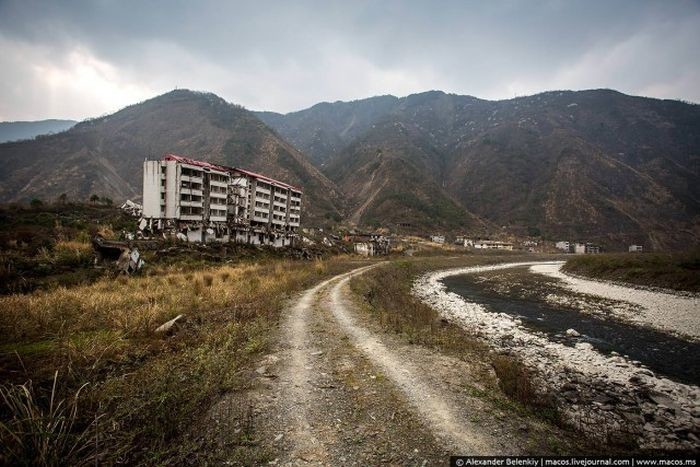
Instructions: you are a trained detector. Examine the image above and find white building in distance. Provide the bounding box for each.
[555,241,571,252]
[431,235,446,244]
[142,154,302,246]
[574,243,601,254]
[471,240,513,250]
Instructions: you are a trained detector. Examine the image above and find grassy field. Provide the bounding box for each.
[0,204,137,294]
[0,204,350,295]
[562,251,700,293]
[0,255,364,465]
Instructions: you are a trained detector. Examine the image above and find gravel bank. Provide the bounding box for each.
[413,261,700,452]
[530,262,700,341]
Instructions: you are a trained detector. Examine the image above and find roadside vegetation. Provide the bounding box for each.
[0,203,350,295]
[348,258,652,453]
[563,251,700,293]
[349,259,564,425]
[0,203,136,294]
[0,247,362,464]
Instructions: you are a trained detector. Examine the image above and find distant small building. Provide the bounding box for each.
[629,245,644,253]
[354,242,390,256]
[455,235,466,245]
[472,240,513,250]
[353,242,373,256]
[431,235,445,244]
[522,240,539,252]
[574,243,601,254]
[347,232,390,257]
[555,241,571,252]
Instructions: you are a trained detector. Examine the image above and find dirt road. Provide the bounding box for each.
[248,264,570,465]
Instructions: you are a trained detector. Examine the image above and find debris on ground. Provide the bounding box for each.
[120,199,143,217]
[155,314,185,335]
[92,235,144,274]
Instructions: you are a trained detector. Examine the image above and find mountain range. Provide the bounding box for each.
[259,90,700,249]
[0,91,341,223]
[1,88,698,249]
[0,119,77,143]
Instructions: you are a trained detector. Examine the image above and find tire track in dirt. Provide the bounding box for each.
[253,263,573,465]
[325,270,497,454]
[276,265,378,463]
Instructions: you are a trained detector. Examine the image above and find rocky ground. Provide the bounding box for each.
[413,261,700,452]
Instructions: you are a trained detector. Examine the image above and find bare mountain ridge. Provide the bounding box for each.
[0,119,77,143]
[0,90,342,222]
[1,88,698,248]
[260,89,700,249]
[257,94,399,166]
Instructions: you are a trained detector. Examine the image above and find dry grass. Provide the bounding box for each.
[350,260,489,357]
[35,240,93,268]
[489,353,559,422]
[0,371,102,466]
[1,261,302,342]
[349,258,562,424]
[0,256,362,465]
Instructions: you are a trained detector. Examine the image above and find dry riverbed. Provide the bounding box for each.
[413,261,700,452]
[530,262,700,341]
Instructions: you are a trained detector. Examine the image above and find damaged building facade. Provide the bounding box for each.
[142,154,302,246]
[344,232,391,257]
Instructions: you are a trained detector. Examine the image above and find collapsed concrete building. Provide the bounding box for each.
[141,154,302,246]
[555,241,602,254]
[344,232,391,256]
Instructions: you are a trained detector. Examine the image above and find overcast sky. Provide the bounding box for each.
[1,0,699,121]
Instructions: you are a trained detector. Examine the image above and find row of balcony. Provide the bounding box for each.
[180,174,203,183]
[209,179,228,188]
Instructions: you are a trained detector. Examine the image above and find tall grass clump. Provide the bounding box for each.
[36,240,93,269]
[0,372,103,466]
[491,354,540,407]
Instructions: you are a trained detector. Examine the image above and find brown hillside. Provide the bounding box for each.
[0,90,342,223]
[266,89,700,249]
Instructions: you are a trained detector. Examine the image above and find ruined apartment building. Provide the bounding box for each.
[142,154,302,246]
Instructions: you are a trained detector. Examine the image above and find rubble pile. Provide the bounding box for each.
[149,240,349,263]
[120,199,143,217]
[92,235,144,275]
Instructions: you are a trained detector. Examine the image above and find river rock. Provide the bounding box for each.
[566,328,580,337]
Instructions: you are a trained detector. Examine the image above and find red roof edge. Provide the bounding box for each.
[161,153,303,192]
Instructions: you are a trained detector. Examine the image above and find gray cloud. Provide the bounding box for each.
[1,0,699,120]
